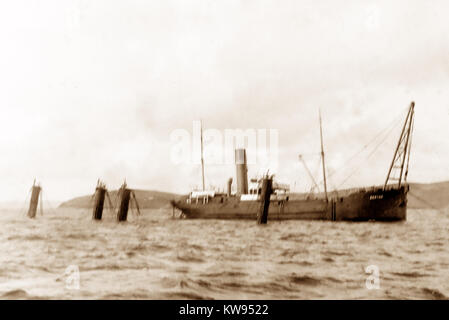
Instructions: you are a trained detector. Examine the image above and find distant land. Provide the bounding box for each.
[58,181,449,210]
[59,189,181,209]
[407,181,449,210]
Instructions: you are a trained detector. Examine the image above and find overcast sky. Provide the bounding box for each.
[0,0,448,202]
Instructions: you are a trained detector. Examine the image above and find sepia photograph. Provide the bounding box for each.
[1,0,448,310]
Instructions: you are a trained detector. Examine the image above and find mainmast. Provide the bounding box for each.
[384,101,415,190]
[319,110,328,202]
[200,119,205,191]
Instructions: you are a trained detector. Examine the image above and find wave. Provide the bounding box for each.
[288,274,322,286]
[160,291,214,300]
[278,260,314,266]
[176,254,205,263]
[421,288,448,300]
[101,290,153,300]
[82,264,124,271]
[1,289,29,299]
[0,289,48,300]
[391,271,430,278]
[200,271,247,278]
[377,250,393,257]
[279,233,308,241]
[323,250,351,257]
[7,235,47,241]
[148,243,171,252]
[280,248,309,258]
[252,281,296,293]
[64,233,90,240]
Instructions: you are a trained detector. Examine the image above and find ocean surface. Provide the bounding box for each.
[0,207,448,300]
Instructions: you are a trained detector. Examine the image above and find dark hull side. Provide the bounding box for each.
[173,186,407,221]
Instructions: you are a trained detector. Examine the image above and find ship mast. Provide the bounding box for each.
[200,119,205,191]
[319,109,328,202]
[384,101,415,190]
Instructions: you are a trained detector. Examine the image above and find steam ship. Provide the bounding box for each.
[173,102,415,221]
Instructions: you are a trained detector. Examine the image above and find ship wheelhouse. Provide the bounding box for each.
[241,178,290,201]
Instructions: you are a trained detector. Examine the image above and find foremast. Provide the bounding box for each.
[319,109,328,202]
[384,101,415,190]
[200,119,205,191]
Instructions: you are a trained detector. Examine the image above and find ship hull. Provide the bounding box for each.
[173,186,407,221]
[332,186,407,221]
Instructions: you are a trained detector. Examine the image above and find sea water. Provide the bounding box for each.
[0,207,448,299]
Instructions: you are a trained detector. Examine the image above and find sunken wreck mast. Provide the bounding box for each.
[92,181,107,220]
[92,180,115,220]
[173,102,415,221]
[116,181,141,222]
[27,180,42,219]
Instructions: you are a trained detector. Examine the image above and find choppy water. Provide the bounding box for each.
[0,207,448,300]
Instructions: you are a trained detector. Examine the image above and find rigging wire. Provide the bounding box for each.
[20,188,32,217]
[310,155,322,194]
[328,107,408,189]
[132,191,141,216]
[41,189,59,215]
[330,107,408,180]
[83,192,95,217]
[296,106,408,194]
[404,112,415,183]
[308,106,408,191]
[113,188,122,218]
[408,191,444,214]
[129,191,140,219]
[106,191,115,217]
[129,194,135,218]
[39,189,44,216]
[336,117,402,189]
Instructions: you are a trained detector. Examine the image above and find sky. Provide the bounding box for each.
[0,0,448,202]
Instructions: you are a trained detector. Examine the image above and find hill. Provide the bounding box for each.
[58,189,181,209]
[408,181,449,210]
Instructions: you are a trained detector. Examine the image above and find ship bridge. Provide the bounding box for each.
[242,178,290,201]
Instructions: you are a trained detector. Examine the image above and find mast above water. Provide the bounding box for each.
[200,119,205,191]
[319,110,328,202]
[27,179,42,219]
[384,101,415,190]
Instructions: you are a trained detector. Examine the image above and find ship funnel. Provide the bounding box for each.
[235,149,248,195]
[227,178,233,197]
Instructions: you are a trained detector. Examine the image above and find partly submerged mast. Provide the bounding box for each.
[27,179,42,218]
[319,110,328,202]
[384,101,415,190]
[200,119,205,191]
